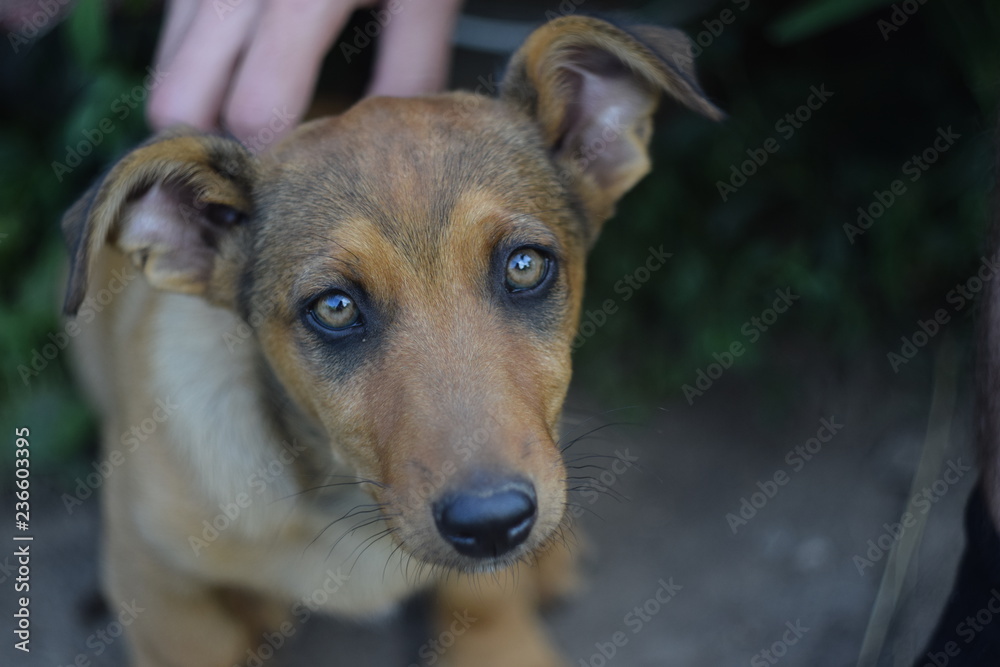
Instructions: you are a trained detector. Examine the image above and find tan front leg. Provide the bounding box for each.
[103,541,254,667]
[432,541,578,667]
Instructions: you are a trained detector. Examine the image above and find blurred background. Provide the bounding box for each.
[1,0,999,665]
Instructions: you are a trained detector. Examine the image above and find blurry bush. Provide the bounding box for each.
[573,0,1000,403]
[1,0,159,472]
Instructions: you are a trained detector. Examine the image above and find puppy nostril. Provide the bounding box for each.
[433,483,537,559]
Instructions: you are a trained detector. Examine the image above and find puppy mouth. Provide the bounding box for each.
[396,533,548,575]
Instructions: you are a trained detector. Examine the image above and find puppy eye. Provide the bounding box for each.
[309,292,361,331]
[505,247,549,292]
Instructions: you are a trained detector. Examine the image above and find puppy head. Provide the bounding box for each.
[63,17,720,571]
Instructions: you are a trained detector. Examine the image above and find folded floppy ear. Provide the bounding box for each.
[62,128,257,315]
[501,16,723,238]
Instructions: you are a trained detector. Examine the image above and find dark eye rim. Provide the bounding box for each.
[501,243,558,296]
[303,289,365,335]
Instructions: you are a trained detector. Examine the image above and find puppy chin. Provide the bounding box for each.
[389,515,562,574]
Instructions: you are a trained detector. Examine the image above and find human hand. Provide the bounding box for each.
[147,0,464,148]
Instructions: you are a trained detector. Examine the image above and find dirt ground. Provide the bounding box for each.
[0,344,976,667]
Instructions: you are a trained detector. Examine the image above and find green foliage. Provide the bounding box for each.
[769,0,893,43]
[65,0,109,70]
[0,1,157,476]
[574,0,999,405]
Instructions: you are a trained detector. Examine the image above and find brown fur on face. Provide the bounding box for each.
[61,16,720,666]
[246,95,588,569]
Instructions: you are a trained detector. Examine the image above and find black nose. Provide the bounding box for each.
[434,483,537,558]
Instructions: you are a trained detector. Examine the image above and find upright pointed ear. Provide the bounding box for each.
[62,128,258,315]
[501,16,723,237]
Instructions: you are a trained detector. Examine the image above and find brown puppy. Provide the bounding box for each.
[62,17,721,667]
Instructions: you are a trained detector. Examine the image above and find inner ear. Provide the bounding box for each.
[116,181,248,295]
[554,49,658,195]
[500,17,723,237]
[61,131,258,315]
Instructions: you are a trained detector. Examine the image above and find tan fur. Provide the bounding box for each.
[62,17,720,666]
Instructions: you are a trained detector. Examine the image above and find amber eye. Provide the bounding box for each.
[309,292,360,331]
[505,247,548,292]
